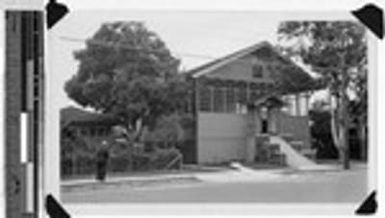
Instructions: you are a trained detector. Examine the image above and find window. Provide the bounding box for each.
[252,64,264,78]
[250,89,261,101]
[299,94,309,116]
[80,128,87,136]
[98,128,105,136]
[288,95,297,116]
[237,86,247,103]
[225,87,236,113]
[281,96,290,113]
[199,86,211,112]
[213,87,225,112]
[90,128,96,137]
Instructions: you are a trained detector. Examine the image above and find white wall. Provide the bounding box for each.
[44,32,60,200]
[197,113,248,164]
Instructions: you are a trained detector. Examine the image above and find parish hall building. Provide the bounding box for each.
[186,41,323,168]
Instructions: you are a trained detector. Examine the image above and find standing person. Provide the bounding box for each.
[95,140,110,182]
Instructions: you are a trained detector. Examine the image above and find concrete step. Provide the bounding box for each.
[268,153,286,166]
[270,136,319,170]
[255,134,270,142]
[280,133,294,142]
[290,141,306,151]
[268,143,280,154]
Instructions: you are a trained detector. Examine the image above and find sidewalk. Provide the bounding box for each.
[61,165,230,188]
[62,173,198,187]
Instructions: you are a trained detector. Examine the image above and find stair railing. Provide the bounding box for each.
[164,151,183,170]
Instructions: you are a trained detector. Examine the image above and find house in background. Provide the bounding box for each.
[186,41,324,167]
[60,106,120,148]
[60,107,122,176]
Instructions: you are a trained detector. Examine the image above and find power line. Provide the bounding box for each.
[58,35,220,61]
[57,35,267,68]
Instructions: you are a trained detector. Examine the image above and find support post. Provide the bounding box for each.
[209,86,214,112]
[295,94,301,116]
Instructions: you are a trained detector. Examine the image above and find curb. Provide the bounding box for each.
[61,174,199,189]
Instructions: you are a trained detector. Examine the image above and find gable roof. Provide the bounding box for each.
[186,41,324,93]
[186,41,271,78]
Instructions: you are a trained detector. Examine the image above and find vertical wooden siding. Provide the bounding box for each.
[276,111,311,147]
[197,113,248,164]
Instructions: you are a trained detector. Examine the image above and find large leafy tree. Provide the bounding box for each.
[143,114,185,147]
[278,21,367,169]
[65,21,189,145]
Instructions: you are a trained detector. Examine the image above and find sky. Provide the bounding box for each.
[49,11,351,110]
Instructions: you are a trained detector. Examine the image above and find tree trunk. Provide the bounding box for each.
[339,94,350,169]
[133,119,147,148]
[330,93,350,169]
[330,95,340,153]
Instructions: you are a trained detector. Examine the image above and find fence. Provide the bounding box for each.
[61,142,185,179]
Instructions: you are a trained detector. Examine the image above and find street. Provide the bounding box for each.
[61,166,367,203]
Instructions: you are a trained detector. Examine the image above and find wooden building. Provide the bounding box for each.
[186,41,323,165]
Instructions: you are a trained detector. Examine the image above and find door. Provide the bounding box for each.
[261,119,269,133]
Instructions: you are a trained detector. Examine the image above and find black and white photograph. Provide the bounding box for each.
[44,10,372,207]
[2,0,385,217]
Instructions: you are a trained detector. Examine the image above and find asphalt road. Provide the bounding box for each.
[61,167,368,203]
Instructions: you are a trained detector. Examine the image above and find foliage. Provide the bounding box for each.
[311,99,329,112]
[348,70,367,125]
[61,128,94,159]
[277,21,367,168]
[309,110,339,159]
[64,21,190,141]
[148,147,182,170]
[143,114,184,143]
[278,21,367,98]
[142,113,196,150]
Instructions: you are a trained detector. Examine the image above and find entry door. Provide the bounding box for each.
[259,107,269,134]
[261,119,269,133]
[260,109,279,134]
